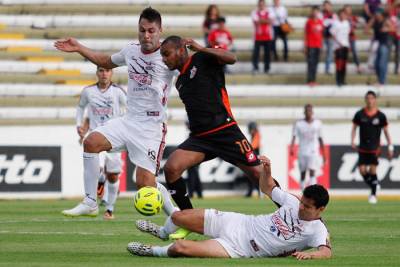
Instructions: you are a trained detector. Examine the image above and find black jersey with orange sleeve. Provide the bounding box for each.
[352,108,388,152]
[175,51,235,135]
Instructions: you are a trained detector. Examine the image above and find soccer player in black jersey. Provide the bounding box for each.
[351,91,394,204]
[159,36,273,233]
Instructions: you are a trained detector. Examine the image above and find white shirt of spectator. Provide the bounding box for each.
[248,187,330,257]
[77,83,127,131]
[293,119,323,156]
[330,19,351,50]
[111,43,177,124]
[268,5,288,26]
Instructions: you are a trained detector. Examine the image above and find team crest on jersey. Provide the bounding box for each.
[129,71,152,85]
[190,66,197,79]
[372,118,379,125]
[246,151,257,163]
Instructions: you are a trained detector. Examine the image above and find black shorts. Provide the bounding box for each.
[358,152,378,166]
[178,124,260,167]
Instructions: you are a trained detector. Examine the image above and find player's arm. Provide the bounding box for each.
[292,246,332,260]
[258,156,278,198]
[76,89,89,139]
[184,38,237,65]
[290,122,297,156]
[383,126,394,160]
[351,123,358,150]
[319,137,326,164]
[54,37,117,69]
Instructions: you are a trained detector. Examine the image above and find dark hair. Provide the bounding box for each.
[248,121,258,132]
[139,7,162,27]
[217,16,226,23]
[304,103,313,109]
[161,35,184,49]
[311,5,320,12]
[365,90,377,98]
[303,184,329,208]
[205,4,219,19]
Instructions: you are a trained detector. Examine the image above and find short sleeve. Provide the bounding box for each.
[352,111,360,125]
[111,45,129,66]
[271,187,300,207]
[78,88,89,108]
[197,51,220,66]
[380,112,388,127]
[308,223,331,249]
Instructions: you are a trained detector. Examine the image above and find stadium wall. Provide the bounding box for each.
[0,123,399,199]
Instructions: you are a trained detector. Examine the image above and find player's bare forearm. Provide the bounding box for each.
[184,38,236,65]
[351,124,357,149]
[258,156,276,197]
[292,246,332,260]
[78,46,116,69]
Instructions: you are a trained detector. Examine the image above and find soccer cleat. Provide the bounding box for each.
[62,202,98,217]
[127,242,153,256]
[368,195,377,204]
[97,181,105,199]
[169,228,191,240]
[136,220,168,240]
[103,209,114,220]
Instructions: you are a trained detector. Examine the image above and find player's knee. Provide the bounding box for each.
[171,210,184,225]
[106,173,119,183]
[163,161,182,181]
[83,136,100,153]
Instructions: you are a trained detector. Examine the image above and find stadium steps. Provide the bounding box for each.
[1,96,399,108]
[0,26,373,40]
[1,72,400,85]
[0,4,364,17]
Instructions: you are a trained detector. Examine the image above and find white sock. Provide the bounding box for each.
[152,244,173,257]
[106,179,119,212]
[102,179,109,203]
[157,182,176,216]
[300,180,305,191]
[160,212,179,238]
[83,152,99,207]
[310,176,317,185]
[98,172,106,183]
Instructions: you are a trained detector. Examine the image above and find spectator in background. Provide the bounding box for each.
[251,0,273,74]
[207,17,233,50]
[244,121,261,197]
[388,0,400,74]
[366,8,395,85]
[304,6,324,86]
[269,0,289,61]
[322,1,337,75]
[330,9,350,86]
[363,0,382,22]
[202,5,220,47]
[344,5,362,74]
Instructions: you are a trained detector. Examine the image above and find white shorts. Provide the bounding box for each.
[204,209,253,258]
[298,153,320,172]
[94,116,167,175]
[99,151,122,174]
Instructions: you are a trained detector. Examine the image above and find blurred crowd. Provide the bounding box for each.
[201,0,400,87]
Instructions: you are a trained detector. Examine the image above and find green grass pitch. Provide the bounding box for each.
[0,197,399,267]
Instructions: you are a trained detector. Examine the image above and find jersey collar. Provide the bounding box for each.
[179,55,193,75]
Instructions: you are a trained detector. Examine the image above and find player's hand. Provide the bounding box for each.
[258,155,271,177]
[77,126,86,138]
[183,38,204,52]
[292,251,312,260]
[351,142,357,150]
[54,37,81,52]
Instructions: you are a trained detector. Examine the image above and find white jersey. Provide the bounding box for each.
[111,43,176,123]
[248,187,330,257]
[293,119,323,156]
[76,83,127,131]
[330,19,351,50]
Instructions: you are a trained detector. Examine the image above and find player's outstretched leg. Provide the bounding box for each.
[136,219,170,240]
[62,132,111,217]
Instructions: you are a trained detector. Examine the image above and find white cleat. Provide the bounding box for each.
[368,195,378,204]
[127,242,153,256]
[62,202,98,217]
[136,220,168,240]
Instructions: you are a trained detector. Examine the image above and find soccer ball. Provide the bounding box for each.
[134,186,164,216]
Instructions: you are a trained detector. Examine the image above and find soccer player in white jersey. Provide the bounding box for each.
[128,156,332,260]
[55,7,178,217]
[290,104,326,190]
[76,67,126,220]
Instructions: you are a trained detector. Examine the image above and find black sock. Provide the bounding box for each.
[362,173,373,189]
[370,174,378,196]
[167,178,193,210]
